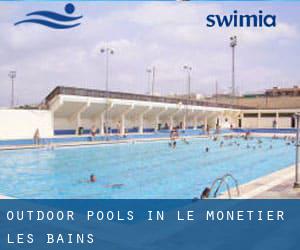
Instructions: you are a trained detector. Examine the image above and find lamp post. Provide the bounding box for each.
[146,66,156,95]
[8,71,16,108]
[100,47,114,93]
[146,68,152,95]
[100,47,114,136]
[183,65,192,103]
[294,113,300,188]
[152,66,156,96]
[230,36,237,98]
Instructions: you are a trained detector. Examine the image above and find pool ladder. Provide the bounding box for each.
[209,173,240,199]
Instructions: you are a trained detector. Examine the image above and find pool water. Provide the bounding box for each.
[0,137,295,198]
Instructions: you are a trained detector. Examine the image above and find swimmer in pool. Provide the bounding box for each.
[106,184,124,189]
[205,147,209,153]
[90,174,96,183]
[182,138,190,144]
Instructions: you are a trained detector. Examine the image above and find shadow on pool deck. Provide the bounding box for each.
[220,165,300,199]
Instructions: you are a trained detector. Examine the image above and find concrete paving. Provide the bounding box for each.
[220,165,300,199]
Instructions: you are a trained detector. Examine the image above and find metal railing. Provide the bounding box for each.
[209,173,240,198]
[45,86,251,109]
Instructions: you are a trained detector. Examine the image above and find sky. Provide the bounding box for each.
[1,1,300,107]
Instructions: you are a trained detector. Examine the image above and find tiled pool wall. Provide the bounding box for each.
[0,129,208,147]
[0,128,296,147]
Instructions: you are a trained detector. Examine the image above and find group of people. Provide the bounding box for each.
[168,128,191,148]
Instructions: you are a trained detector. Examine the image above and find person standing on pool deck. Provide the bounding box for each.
[116,121,121,135]
[90,125,97,140]
[33,128,41,145]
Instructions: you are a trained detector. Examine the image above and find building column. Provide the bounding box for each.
[120,113,125,135]
[276,112,279,129]
[154,108,168,132]
[99,112,105,135]
[240,113,244,128]
[70,102,90,135]
[138,107,152,134]
[193,116,198,130]
[76,113,82,134]
[204,116,208,131]
[169,116,174,130]
[155,115,160,131]
[182,115,186,130]
[138,114,144,134]
[119,105,134,135]
[257,112,261,128]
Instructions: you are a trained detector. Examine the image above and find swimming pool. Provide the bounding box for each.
[0,136,295,198]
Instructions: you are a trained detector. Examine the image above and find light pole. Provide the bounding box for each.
[215,80,218,103]
[183,65,192,130]
[100,47,114,93]
[183,65,192,102]
[230,36,237,98]
[100,47,114,136]
[152,66,156,96]
[146,66,156,95]
[8,71,16,108]
[146,68,152,95]
[294,113,300,188]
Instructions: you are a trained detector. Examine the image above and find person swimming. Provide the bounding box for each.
[90,174,96,183]
[182,138,190,145]
[105,184,124,189]
[205,147,209,153]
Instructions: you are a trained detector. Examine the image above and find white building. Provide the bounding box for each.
[0,86,299,140]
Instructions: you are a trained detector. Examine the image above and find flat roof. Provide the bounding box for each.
[45,86,250,110]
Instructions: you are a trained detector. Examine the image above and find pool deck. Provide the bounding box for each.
[0,134,212,151]
[219,165,300,199]
[0,131,296,151]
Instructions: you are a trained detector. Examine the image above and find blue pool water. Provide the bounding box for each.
[0,137,295,199]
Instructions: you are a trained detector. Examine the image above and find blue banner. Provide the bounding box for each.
[0,199,299,250]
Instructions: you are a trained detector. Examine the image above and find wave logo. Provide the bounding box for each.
[14,3,82,29]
